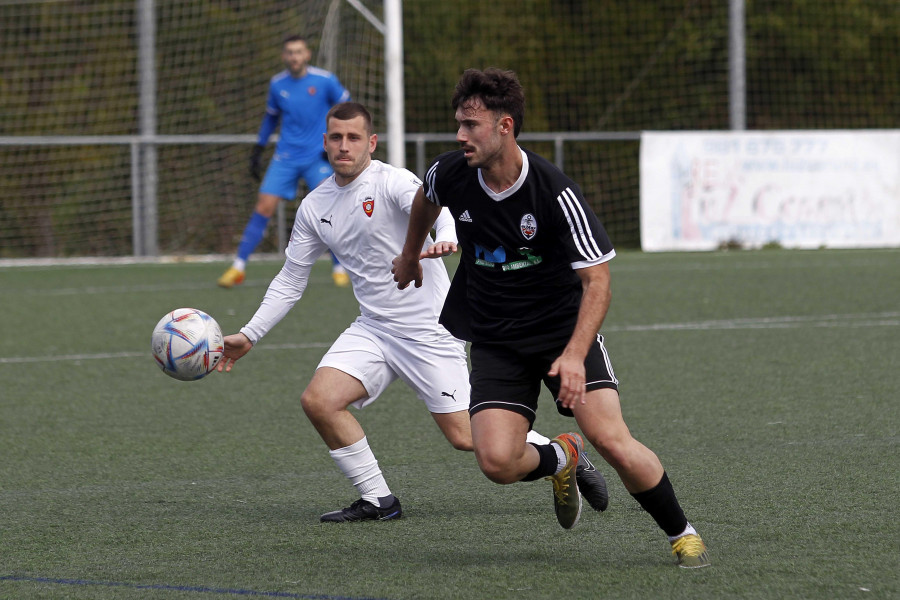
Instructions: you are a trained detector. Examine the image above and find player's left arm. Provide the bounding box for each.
[330,75,351,105]
[549,262,612,409]
[545,177,615,408]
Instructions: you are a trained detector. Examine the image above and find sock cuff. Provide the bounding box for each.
[521,442,559,482]
[631,471,671,502]
[328,436,369,459]
[667,522,698,542]
[249,211,270,226]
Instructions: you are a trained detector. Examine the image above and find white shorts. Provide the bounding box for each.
[317,320,470,414]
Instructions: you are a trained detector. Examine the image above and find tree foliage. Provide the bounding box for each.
[0,0,896,256]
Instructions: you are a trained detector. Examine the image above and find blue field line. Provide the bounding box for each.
[0,575,391,600]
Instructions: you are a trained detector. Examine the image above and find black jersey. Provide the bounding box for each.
[424,147,615,350]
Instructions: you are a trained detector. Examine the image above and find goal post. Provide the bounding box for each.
[383,0,406,169]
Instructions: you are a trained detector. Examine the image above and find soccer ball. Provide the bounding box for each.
[151,308,224,381]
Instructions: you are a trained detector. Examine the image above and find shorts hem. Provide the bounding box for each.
[469,402,536,428]
[585,381,618,392]
[316,361,374,400]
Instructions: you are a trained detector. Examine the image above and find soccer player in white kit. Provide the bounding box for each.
[217,102,608,522]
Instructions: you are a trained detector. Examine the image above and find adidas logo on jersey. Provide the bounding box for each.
[459,210,473,222]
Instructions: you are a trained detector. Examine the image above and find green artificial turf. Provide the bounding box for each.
[1,249,897,599]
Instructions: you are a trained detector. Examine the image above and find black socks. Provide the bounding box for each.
[630,472,688,537]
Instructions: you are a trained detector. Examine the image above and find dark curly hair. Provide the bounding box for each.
[452,68,525,137]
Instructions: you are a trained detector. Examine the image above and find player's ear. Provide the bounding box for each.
[369,133,377,153]
[498,114,514,136]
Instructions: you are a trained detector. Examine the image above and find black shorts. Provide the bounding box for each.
[468,334,619,427]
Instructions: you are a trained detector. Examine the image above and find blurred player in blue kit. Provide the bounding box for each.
[219,35,351,289]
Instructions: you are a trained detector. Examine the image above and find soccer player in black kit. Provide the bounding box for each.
[392,68,710,568]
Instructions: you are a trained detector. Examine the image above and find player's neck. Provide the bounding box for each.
[479,145,523,194]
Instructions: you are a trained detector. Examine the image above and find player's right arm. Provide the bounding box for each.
[218,258,315,374]
[258,81,281,145]
[392,186,442,289]
[218,333,253,373]
[220,211,325,372]
[249,82,282,180]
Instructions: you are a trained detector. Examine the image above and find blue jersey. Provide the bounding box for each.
[258,66,350,163]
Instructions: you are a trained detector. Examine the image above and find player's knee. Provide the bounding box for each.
[254,194,279,217]
[300,388,329,420]
[446,433,473,452]
[591,437,636,472]
[474,450,519,484]
[479,464,518,484]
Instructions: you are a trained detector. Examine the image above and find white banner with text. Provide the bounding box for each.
[640,130,900,251]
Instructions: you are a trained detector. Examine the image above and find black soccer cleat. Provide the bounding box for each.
[320,496,402,523]
[576,451,609,512]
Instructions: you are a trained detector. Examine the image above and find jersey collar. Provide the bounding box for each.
[477,146,529,201]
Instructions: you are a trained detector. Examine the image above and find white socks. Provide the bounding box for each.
[526,430,551,445]
[668,522,698,542]
[328,436,392,505]
[527,430,566,475]
[232,258,246,271]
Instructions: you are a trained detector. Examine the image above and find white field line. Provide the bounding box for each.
[1,312,897,365]
[1,249,897,270]
[0,253,264,268]
[0,342,331,365]
[0,279,274,296]
[603,311,900,332]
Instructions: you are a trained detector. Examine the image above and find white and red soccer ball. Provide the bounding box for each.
[151,308,224,381]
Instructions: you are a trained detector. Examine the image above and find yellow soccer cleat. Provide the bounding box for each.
[671,533,711,568]
[217,267,245,288]
[546,432,583,529]
[331,268,350,287]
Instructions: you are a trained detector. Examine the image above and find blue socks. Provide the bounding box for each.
[237,211,270,262]
[237,212,343,272]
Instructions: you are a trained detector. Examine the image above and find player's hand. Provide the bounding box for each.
[547,351,586,409]
[421,241,457,259]
[249,144,265,181]
[391,253,423,289]
[217,333,253,373]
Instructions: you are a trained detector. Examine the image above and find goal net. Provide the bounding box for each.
[1,0,896,258]
[0,0,385,259]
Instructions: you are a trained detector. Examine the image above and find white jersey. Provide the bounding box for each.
[241,160,458,344]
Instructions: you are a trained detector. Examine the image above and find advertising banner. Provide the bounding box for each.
[640,131,900,251]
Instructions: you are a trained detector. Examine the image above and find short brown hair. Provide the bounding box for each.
[326,102,374,136]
